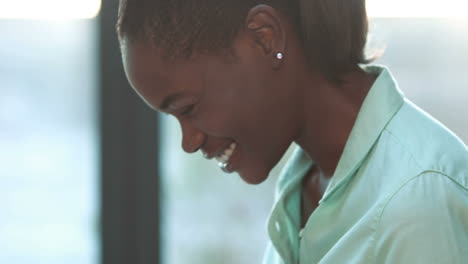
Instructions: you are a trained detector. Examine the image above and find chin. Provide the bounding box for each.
[237,165,272,185]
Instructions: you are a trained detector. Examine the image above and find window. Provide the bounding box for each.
[0,3,100,263]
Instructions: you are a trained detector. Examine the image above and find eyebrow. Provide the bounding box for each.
[159,92,185,112]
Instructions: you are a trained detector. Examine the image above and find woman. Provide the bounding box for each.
[116,0,468,263]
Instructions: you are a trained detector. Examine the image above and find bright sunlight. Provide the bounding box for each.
[0,0,101,19]
[367,0,468,17]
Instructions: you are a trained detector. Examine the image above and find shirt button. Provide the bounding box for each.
[299,228,305,239]
[275,221,281,232]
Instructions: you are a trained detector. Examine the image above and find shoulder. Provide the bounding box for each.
[372,171,468,263]
[377,171,468,227]
[383,98,468,185]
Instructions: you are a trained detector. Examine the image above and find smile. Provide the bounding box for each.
[215,142,237,169]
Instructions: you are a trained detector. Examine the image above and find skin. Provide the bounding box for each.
[121,5,376,225]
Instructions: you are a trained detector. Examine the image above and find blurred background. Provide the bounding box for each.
[0,0,467,263]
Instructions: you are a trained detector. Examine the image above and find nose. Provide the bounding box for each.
[180,121,206,153]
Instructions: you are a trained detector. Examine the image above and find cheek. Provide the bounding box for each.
[197,88,287,141]
[197,60,294,141]
[192,79,249,136]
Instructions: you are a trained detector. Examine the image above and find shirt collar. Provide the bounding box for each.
[277,65,405,202]
[266,65,405,264]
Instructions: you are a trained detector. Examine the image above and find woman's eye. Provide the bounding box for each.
[179,105,194,116]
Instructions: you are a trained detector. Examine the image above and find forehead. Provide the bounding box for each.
[121,40,207,109]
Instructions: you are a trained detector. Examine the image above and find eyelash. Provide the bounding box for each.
[179,104,195,116]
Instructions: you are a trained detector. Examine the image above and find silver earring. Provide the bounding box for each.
[276,52,284,60]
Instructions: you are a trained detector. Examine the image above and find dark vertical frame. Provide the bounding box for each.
[99,1,160,264]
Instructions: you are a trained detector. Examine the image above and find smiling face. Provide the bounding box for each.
[121,9,304,184]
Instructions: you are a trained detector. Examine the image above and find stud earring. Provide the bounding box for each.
[276,52,284,60]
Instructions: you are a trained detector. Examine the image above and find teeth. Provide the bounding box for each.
[224,148,233,156]
[216,154,229,163]
[218,162,228,169]
[215,142,237,167]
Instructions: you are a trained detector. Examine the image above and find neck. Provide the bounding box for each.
[295,68,375,178]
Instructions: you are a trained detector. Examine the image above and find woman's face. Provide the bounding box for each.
[121,35,301,184]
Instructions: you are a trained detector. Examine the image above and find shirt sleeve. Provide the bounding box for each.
[373,171,468,264]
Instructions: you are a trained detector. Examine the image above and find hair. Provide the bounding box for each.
[116,0,373,82]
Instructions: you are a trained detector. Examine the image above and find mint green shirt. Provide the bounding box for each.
[263,65,468,264]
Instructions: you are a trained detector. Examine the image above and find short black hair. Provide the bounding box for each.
[117,0,372,82]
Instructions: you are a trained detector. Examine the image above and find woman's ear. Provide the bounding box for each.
[245,5,286,63]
